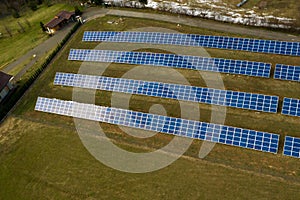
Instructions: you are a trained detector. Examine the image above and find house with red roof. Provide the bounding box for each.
[44,10,75,34]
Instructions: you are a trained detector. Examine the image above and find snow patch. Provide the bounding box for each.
[104,0,296,29]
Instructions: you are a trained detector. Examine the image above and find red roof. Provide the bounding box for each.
[0,71,12,91]
[45,10,75,28]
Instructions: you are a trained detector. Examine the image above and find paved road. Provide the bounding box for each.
[3,7,300,80]
[2,22,76,78]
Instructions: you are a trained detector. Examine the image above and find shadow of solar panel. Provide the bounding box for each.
[274,64,300,82]
[283,136,300,158]
[35,97,280,154]
[68,49,271,78]
[281,97,300,117]
[82,31,300,56]
[53,72,279,113]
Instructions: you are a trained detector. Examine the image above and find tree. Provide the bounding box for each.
[94,0,103,5]
[3,0,21,14]
[11,9,20,18]
[17,21,25,32]
[139,0,147,5]
[4,25,12,37]
[28,0,38,11]
[74,6,82,16]
[44,0,52,7]
[40,22,46,32]
[25,19,31,27]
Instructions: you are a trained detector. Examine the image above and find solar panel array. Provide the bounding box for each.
[68,49,271,78]
[281,97,300,117]
[274,64,300,82]
[82,31,300,56]
[54,72,279,113]
[35,97,280,153]
[283,136,300,158]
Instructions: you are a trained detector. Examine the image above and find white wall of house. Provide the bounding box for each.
[0,86,9,100]
[7,82,13,90]
[0,82,13,102]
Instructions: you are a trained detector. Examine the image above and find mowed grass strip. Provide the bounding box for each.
[2,15,300,198]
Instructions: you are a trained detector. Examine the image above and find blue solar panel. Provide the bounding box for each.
[281,97,300,117]
[68,49,271,78]
[283,136,300,158]
[82,31,300,56]
[54,72,279,113]
[35,97,280,153]
[274,64,300,82]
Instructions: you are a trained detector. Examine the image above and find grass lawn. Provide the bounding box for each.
[0,3,74,69]
[1,15,300,199]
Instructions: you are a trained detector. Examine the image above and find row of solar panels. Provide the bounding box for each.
[34,97,280,154]
[82,31,300,56]
[69,49,300,82]
[54,72,279,113]
[34,97,300,159]
[54,72,300,117]
[35,31,300,158]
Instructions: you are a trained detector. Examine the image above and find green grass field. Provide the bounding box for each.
[0,3,74,69]
[1,15,300,199]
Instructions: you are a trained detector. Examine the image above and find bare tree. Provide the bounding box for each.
[4,25,12,37]
[25,18,31,27]
[17,21,25,32]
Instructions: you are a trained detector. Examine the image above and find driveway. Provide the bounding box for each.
[2,22,76,79]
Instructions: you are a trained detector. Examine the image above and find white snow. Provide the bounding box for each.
[104,0,296,29]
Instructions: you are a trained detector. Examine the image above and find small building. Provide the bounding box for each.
[44,10,75,34]
[0,71,14,103]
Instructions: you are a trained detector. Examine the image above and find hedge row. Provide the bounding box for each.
[0,22,81,121]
